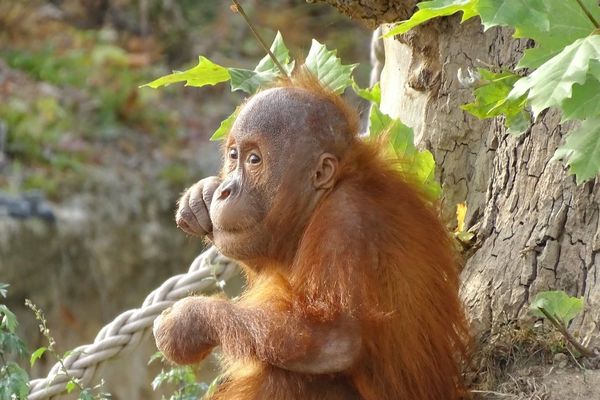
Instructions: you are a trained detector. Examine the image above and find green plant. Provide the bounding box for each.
[149,352,219,400]
[143,30,441,199]
[530,290,598,359]
[385,0,600,184]
[25,299,112,400]
[0,283,30,399]
[0,287,112,400]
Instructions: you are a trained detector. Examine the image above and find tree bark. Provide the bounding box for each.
[311,0,417,28]
[318,4,600,348]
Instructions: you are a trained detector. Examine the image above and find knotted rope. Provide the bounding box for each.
[28,246,238,400]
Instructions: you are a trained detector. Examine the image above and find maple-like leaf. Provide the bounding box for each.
[228,31,294,94]
[210,108,239,141]
[530,291,584,326]
[552,116,600,184]
[461,69,530,134]
[384,0,478,37]
[561,60,600,121]
[509,35,600,118]
[304,39,357,94]
[478,0,600,68]
[369,106,441,199]
[141,56,230,88]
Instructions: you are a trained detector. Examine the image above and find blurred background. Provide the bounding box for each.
[0,0,369,397]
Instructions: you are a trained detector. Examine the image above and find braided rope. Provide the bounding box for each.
[28,246,238,400]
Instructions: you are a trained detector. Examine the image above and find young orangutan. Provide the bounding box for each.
[153,72,470,400]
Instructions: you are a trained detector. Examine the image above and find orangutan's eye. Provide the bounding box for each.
[248,153,261,165]
[228,148,238,160]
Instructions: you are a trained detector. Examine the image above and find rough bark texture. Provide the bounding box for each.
[310,0,417,28]
[379,18,600,348]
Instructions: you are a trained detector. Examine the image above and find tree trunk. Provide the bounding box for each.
[318,2,600,347]
[379,18,600,348]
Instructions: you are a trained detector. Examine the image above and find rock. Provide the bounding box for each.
[553,352,569,369]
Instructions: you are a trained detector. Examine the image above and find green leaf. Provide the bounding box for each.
[228,32,294,94]
[151,369,167,390]
[383,0,478,37]
[530,290,584,326]
[552,116,600,184]
[0,331,28,358]
[30,346,47,367]
[79,389,94,400]
[0,362,29,399]
[509,35,600,118]
[477,0,549,34]
[228,68,278,94]
[304,39,358,94]
[0,304,18,332]
[148,351,164,365]
[461,68,530,134]
[353,82,381,106]
[561,61,600,121]
[255,31,293,74]
[204,375,222,398]
[0,283,8,298]
[141,56,230,89]
[210,107,239,141]
[561,77,600,122]
[368,106,441,199]
[66,380,77,394]
[478,0,600,69]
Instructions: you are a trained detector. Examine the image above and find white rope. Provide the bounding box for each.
[28,246,238,400]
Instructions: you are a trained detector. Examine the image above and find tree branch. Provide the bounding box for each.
[230,0,289,78]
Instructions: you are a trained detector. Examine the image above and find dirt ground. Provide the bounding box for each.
[476,364,600,399]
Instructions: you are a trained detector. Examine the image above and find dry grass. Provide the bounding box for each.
[467,321,567,399]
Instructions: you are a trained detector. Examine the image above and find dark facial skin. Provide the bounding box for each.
[176,87,349,265]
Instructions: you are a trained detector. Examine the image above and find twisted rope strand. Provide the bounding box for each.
[28,247,238,400]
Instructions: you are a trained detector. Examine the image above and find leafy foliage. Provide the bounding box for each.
[0,283,30,398]
[210,107,240,141]
[387,0,600,183]
[508,36,600,118]
[1,32,181,199]
[145,32,439,195]
[229,32,295,94]
[561,71,600,121]
[383,0,478,37]
[0,283,9,299]
[530,291,584,327]
[353,82,381,105]
[552,116,600,184]
[368,106,441,199]
[0,362,29,400]
[24,299,112,399]
[304,40,358,94]
[461,69,529,134]
[150,352,213,400]
[141,57,230,89]
[30,346,47,367]
[478,0,600,69]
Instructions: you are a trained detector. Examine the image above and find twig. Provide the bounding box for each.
[230,0,289,78]
[25,299,85,392]
[470,389,517,398]
[565,346,586,370]
[539,307,598,358]
[574,0,600,29]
